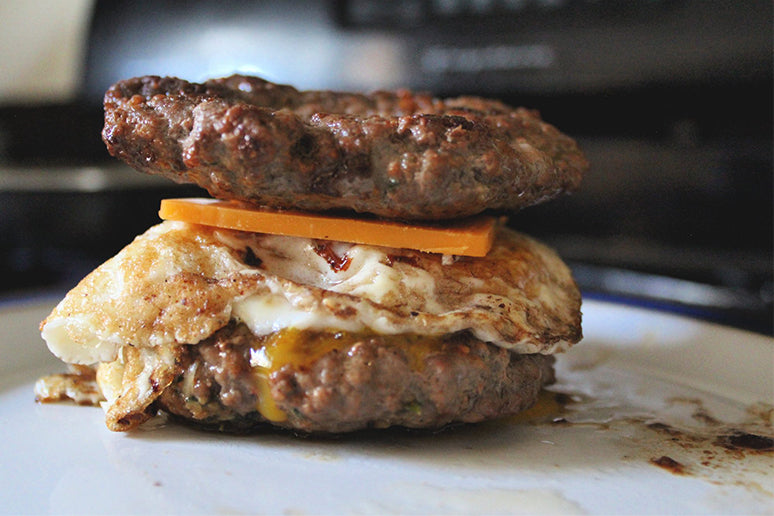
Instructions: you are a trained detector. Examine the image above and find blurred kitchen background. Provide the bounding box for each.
[0,0,771,333]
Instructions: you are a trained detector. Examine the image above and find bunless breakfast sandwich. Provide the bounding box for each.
[35,75,586,434]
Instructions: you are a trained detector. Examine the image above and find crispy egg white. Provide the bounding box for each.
[41,221,582,365]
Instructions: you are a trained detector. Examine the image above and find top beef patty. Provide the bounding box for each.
[103,75,588,220]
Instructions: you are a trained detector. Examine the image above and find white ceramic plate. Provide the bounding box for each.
[1,297,772,515]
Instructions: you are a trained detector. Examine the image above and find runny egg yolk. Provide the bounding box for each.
[250,329,450,422]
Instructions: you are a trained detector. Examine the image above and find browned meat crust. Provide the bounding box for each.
[103,75,587,220]
[155,324,555,434]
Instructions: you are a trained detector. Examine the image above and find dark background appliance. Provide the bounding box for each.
[1,0,771,333]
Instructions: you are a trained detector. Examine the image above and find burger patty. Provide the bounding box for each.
[102,75,587,220]
[154,324,556,434]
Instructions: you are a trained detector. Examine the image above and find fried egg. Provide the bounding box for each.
[41,221,582,367]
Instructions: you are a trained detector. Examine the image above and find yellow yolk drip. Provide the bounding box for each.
[505,390,568,424]
[253,370,286,422]
[250,329,450,422]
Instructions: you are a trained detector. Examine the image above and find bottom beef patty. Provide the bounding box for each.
[154,323,555,434]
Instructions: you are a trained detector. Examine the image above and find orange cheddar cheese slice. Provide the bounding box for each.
[159,198,497,257]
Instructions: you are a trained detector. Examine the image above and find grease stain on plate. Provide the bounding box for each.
[511,358,774,498]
